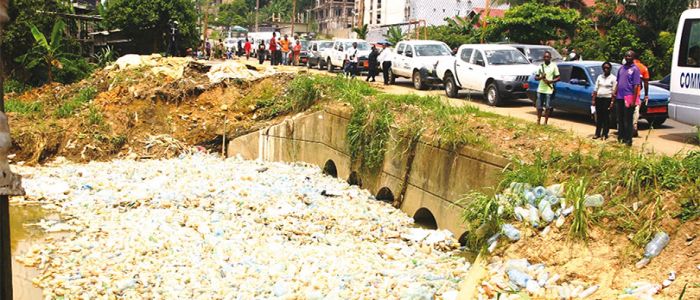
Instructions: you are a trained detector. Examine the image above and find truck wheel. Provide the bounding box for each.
[648,117,667,128]
[413,70,426,90]
[388,68,396,84]
[485,83,502,106]
[444,74,459,98]
[327,59,334,72]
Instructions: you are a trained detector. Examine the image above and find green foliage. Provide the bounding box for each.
[3,79,28,94]
[5,99,43,116]
[445,14,481,35]
[93,46,118,68]
[629,0,690,34]
[103,0,198,53]
[501,153,550,189]
[603,19,643,61]
[53,57,95,85]
[385,27,404,46]
[567,178,590,241]
[459,191,503,250]
[87,106,104,126]
[427,14,482,48]
[569,20,606,61]
[56,87,97,118]
[213,0,252,27]
[353,24,369,39]
[347,96,393,171]
[19,20,66,83]
[486,3,579,44]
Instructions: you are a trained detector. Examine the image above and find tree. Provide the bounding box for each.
[353,24,368,39]
[569,19,606,61]
[603,19,642,61]
[385,26,404,45]
[444,14,481,35]
[103,0,198,54]
[486,2,579,44]
[213,0,252,27]
[22,20,66,83]
[629,0,689,34]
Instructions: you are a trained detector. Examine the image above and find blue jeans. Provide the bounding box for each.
[536,93,552,110]
[282,51,289,65]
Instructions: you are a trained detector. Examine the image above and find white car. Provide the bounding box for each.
[389,40,453,90]
[670,9,700,126]
[321,39,372,72]
[435,44,537,106]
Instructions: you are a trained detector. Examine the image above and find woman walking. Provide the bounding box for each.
[244,38,252,60]
[592,61,617,140]
[366,45,379,82]
[257,41,266,64]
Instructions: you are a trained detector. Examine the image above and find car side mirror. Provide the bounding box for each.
[405,51,413,57]
[578,79,589,86]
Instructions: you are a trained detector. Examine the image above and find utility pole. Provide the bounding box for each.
[358,0,364,28]
[291,0,297,37]
[255,0,260,32]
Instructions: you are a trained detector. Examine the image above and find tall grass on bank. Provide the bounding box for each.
[459,191,503,250]
[567,178,590,241]
[56,87,96,118]
[6,98,43,115]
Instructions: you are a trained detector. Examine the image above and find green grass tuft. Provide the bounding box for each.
[56,87,96,118]
[5,98,43,115]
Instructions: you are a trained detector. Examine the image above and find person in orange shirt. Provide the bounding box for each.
[633,54,650,136]
[280,34,290,65]
[292,40,302,66]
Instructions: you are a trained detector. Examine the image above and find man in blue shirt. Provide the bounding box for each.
[615,50,641,146]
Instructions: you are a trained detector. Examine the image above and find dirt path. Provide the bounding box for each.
[276,60,699,156]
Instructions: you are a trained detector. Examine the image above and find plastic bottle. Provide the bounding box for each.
[538,201,554,223]
[583,194,605,207]
[507,268,532,288]
[546,184,564,197]
[528,205,540,228]
[502,224,521,241]
[636,231,670,268]
[524,190,537,205]
[533,186,547,199]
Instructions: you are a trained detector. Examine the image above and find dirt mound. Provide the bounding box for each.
[7,56,293,164]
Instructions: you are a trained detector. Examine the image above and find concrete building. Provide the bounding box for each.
[311,0,356,38]
[360,0,508,27]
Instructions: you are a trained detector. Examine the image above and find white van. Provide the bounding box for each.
[671,9,700,126]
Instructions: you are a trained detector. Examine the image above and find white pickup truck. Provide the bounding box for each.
[388,40,453,90]
[435,44,537,106]
[321,39,372,72]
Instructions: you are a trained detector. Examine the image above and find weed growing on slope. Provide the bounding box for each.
[56,87,96,118]
[6,99,43,116]
[459,190,503,250]
[567,178,590,241]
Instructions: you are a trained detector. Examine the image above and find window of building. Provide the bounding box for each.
[335,8,341,17]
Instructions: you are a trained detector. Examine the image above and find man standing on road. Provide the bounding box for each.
[534,51,560,125]
[280,35,290,65]
[347,42,359,79]
[633,54,650,135]
[378,43,393,85]
[616,50,642,146]
[258,40,267,64]
[366,45,379,82]
[269,33,278,65]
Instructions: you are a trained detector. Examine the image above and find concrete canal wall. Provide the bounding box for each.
[227,106,509,242]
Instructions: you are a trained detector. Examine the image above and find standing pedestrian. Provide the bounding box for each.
[292,40,302,66]
[205,39,212,59]
[615,50,642,146]
[366,45,379,82]
[280,34,290,65]
[244,38,252,60]
[216,39,225,59]
[633,54,650,134]
[258,40,266,64]
[347,42,359,79]
[378,43,394,85]
[269,33,277,65]
[534,51,560,125]
[592,61,617,140]
[237,38,243,57]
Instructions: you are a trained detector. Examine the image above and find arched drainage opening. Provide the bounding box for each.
[413,208,438,230]
[322,160,338,178]
[347,171,362,187]
[458,232,469,247]
[375,187,394,203]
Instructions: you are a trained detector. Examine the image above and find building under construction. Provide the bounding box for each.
[311,0,356,38]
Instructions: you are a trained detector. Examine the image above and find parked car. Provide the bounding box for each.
[307,40,334,69]
[504,44,564,65]
[526,61,670,127]
[388,40,453,90]
[650,74,670,90]
[435,44,536,106]
[670,9,700,126]
[322,39,371,72]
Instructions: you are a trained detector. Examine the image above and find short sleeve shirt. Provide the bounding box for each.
[280,39,290,52]
[595,74,617,98]
[634,60,649,98]
[537,62,560,94]
[269,38,277,51]
[616,64,641,99]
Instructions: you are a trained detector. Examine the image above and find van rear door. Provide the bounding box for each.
[671,9,700,126]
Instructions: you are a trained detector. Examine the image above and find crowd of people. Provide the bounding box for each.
[534,49,650,147]
[189,33,306,66]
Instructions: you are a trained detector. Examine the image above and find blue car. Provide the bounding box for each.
[526,61,670,127]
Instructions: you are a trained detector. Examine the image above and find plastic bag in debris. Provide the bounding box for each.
[113,54,142,69]
[502,224,521,241]
[207,60,275,83]
[583,194,605,207]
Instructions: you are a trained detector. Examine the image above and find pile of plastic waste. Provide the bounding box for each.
[15,154,468,299]
[478,257,599,299]
[207,60,276,83]
[108,54,193,80]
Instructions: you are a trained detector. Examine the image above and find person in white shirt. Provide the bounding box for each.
[592,61,617,139]
[346,42,359,79]
[377,43,394,85]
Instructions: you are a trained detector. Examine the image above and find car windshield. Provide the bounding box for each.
[414,44,452,56]
[319,42,334,49]
[344,42,370,51]
[300,41,309,48]
[529,48,564,62]
[588,64,621,81]
[485,50,530,65]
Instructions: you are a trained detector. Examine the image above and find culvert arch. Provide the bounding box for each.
[375,187,394,203]
[322,160,338,178]
[413,207,438,230]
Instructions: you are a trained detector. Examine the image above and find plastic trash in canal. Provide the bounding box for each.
[636,231,670,268]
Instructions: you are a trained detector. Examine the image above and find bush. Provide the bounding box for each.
[53,57,95,85]
[3,79,28,94]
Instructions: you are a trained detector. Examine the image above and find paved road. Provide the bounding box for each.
[248,59,700,156]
